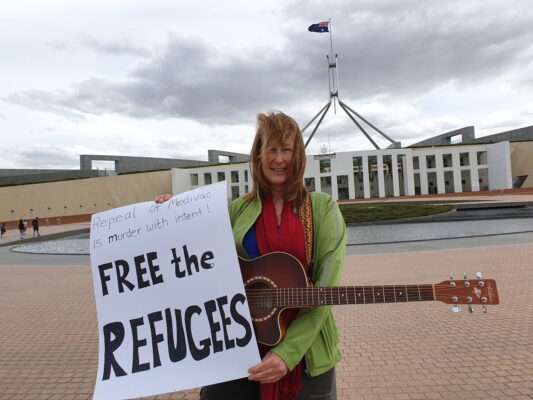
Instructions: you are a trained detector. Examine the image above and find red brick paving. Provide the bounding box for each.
[1,241,532,399]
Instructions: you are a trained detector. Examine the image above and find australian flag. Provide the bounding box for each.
[308,21,329,33]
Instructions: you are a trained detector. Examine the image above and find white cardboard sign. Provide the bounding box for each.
[90,182,260,400]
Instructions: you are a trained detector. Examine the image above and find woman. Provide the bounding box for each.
[157,111,346,399]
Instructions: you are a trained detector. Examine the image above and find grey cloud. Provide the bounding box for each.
[7,90,87,122]
[288,0,533,98]
[79,34,150,57]
[14,146,80,169]
[6,0,533,127]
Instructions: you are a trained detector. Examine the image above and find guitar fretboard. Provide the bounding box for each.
[246,285,435,308]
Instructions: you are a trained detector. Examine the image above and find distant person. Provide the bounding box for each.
[1,223,6,237]
[18,219,25,239]
[32,217,40,237]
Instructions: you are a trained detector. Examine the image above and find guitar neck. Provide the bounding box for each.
[247,285,435,307]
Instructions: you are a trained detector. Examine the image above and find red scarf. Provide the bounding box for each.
[255,196,307,400]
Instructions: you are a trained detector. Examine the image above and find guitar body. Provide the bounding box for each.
[239,252,312,346]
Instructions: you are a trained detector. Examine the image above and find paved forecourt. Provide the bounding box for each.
[1,236,532,400]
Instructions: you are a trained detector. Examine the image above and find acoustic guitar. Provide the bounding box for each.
[239,252,500,346]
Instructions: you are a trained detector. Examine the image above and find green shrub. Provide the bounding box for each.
[339,203,453,223]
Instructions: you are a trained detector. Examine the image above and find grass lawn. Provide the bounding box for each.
[339,203,454,223]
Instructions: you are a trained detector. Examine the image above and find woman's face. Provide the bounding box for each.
[261,139,294,190]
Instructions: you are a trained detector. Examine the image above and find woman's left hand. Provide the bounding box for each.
[248,351,288,383]
[154,193,172,203]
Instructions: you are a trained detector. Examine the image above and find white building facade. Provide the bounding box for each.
[172,141,512,201]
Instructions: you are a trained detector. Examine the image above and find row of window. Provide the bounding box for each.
[316,151,489,175]
[413,151,487,169]
[191,170,249,186]
[192,151,489,186]
[304,167,489,199]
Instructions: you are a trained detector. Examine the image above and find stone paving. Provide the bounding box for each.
[1,239,532,399]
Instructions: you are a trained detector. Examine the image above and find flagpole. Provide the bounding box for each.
[328,18,337,113]
[329,19,334,60]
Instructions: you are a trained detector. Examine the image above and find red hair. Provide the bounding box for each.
[245,111,307,206]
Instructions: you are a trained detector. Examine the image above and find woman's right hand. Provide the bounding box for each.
[154,193,172,203]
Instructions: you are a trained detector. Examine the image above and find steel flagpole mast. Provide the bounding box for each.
[327,18,338,113]
[328,18,334,63]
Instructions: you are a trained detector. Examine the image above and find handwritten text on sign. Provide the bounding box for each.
[90,182,260,400]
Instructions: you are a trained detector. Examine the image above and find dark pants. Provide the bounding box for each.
[200,367,336,400]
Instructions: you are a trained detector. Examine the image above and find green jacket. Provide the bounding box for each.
[229,191,346,377]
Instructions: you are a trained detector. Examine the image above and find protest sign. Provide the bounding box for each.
[90,182,260,400]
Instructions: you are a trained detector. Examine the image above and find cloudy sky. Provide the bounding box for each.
[2,0,533,169]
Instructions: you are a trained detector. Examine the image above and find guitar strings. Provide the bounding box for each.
[244,284,487,307]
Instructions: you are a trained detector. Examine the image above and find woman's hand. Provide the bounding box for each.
[248,351,288,383]
[154,194,172,203]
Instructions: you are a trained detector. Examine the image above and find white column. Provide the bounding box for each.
[348,167,356,199]
[470,150,480,191]
[419,155,429,195]
[331,175,339,200]
[435,152,445,194]
[452,152,462,193]
[405,154,415,196]
[362,154,370,199]
[315,175,322,193]
[392,153,400,197]
[377,154,385,197]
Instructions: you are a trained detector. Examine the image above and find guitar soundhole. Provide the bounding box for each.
[245,277,277,322]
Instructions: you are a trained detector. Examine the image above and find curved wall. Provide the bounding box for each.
[0,171,171,225]
[510,142,533,188]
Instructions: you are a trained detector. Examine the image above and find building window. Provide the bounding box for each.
[231,170,239,183]
[444,171,455,193]
[337,175,349,200]
[448,134,462,144]
[352,156,362,171]
[368,156,378,183]
[244,170,248,182]
[231,186,240,200]
[478,168,489,190]
[190,174,198,186]
[217,171,225,182]
[477,151,487,165]
[383,155,392,175]
[460,152,470,167]
[426,155,436,169]
[368,156,378,197]
[320,176,332,195]
[414,173,421,195]
[319,159,331,173]
[304,177,316,191]
[353,158,364,198]
[461,170,472,192]
[427,172,437,194]
[413,156,419,170]
[204,173,212,185]
[443,154,452,168]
